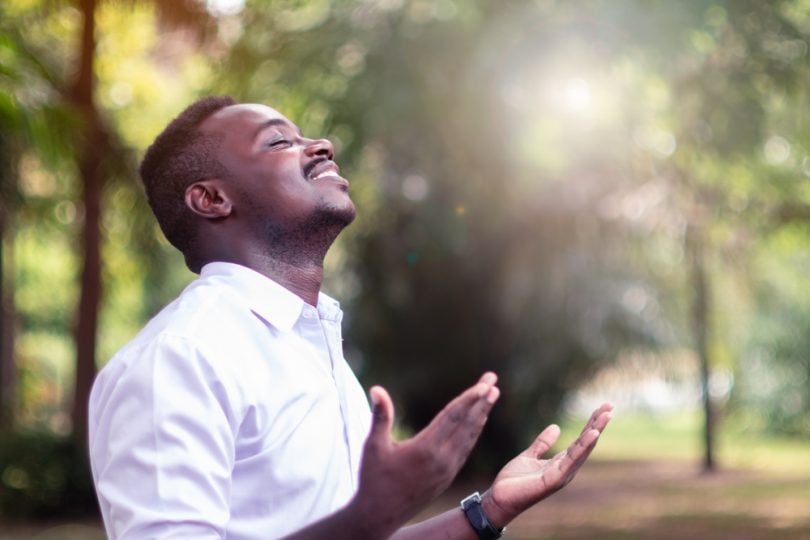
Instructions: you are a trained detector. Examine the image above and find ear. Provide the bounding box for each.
[185,180,233,219]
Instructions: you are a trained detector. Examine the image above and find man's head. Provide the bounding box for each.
[140,97,355,272]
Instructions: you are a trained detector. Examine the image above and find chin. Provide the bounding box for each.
[321,197,357,225]
[340,202,357,225]
[313,201,356,229]
[333,206,357,228]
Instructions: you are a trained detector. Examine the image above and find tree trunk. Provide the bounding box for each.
[0,135,15,429]
[686,223,715,473]
[70,0,104,439]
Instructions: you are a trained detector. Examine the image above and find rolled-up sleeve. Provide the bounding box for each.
[89,334,241,540]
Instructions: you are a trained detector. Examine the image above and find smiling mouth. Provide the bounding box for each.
[312,171,349,188]
[309,162,349,187]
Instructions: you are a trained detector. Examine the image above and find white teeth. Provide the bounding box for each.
[313,170,336,180]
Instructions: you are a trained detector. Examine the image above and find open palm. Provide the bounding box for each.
[482,403,613,528]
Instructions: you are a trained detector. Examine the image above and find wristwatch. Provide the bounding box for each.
[460,491,504,539]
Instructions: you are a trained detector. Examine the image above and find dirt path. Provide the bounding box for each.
[421,459,810,539]
[2,459,808,539]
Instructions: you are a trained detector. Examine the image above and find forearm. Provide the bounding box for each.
[389,508,472,540]
[284,495,492,540]
[395,503,505,540]
[391,488,512,540]
[279,498,393,540]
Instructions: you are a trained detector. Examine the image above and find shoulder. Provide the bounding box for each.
[112,275,269,367]
[143,278,255,342]
[92,279,258,410]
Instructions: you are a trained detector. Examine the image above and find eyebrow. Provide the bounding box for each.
[253,118,303,140]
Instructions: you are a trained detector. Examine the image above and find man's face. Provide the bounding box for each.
[200,103,356,238]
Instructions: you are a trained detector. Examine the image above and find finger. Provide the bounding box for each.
[426,372,500,435]
[578,409,612,443]
[525,423,561,458]
[422,386,499,481]
[591,409,613,434]
[552,435,594,482]
[439,384,500,448]
[420,386,498,450]
[578,411,612,452]
[559,410,612,469]
[568,428,600,461]
[479,371,498,387]
[420,373,499,439]
[486,385,500,405]
[580,403,614,436]
[367,385,395,444]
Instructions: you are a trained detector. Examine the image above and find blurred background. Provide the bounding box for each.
[1,0,809,538]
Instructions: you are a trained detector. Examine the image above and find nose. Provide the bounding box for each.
[304,138,334,160]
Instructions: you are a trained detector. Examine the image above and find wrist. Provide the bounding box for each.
[345,494,390,540]
[460,492,504,539]
[479,489,511,530]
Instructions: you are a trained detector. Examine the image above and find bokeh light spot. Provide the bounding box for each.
[402,173,429,201]
[764,135,791,164]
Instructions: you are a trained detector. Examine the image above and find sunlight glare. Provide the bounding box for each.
[206,0,245,16]
[563,77,591,112]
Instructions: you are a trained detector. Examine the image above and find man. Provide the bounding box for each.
[89,96,612,540]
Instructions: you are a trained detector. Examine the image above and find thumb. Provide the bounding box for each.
[368,385,395,443]
[525,424,561,458]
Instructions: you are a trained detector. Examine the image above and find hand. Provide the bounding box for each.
[481,402,613,528]
[350,373,501,539]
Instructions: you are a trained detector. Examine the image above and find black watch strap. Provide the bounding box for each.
[460,492,504,540]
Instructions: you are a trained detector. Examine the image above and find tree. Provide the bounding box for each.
[217,0,810,469]
[659,0,810,469]
[67,0,213,437]
[1,0,214,436]
[67,0,106,439]
[0,14,76,429]
[213,0,662,467]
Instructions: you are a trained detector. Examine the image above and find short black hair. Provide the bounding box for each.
[139,95,237,272]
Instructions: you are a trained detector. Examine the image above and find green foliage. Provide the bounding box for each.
[211,0,671,468]
[1,0,205,432]
[0,431,97,519]
[735,226,810,436]
[2,0,810,483]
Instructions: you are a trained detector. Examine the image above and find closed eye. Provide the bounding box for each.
[266,138,291,149]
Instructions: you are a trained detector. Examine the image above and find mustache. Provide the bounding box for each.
[303,158,329,180]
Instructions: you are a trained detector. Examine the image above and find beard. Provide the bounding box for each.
[256,197,356,266]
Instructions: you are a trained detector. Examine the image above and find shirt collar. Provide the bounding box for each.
[199,262,341,331]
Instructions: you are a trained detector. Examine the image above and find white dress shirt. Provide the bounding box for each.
[89,262,372,539]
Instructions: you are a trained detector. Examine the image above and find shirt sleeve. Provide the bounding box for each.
[89,333,242,539]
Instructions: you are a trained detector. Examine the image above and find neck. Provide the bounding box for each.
[199,219,343,306]
[241,250,325,306]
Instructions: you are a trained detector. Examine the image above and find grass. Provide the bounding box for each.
[560,409,704,461]
[439,409,810,539]
[4,410,810,539]
[560,408,810,475]
[425,455,810,538]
